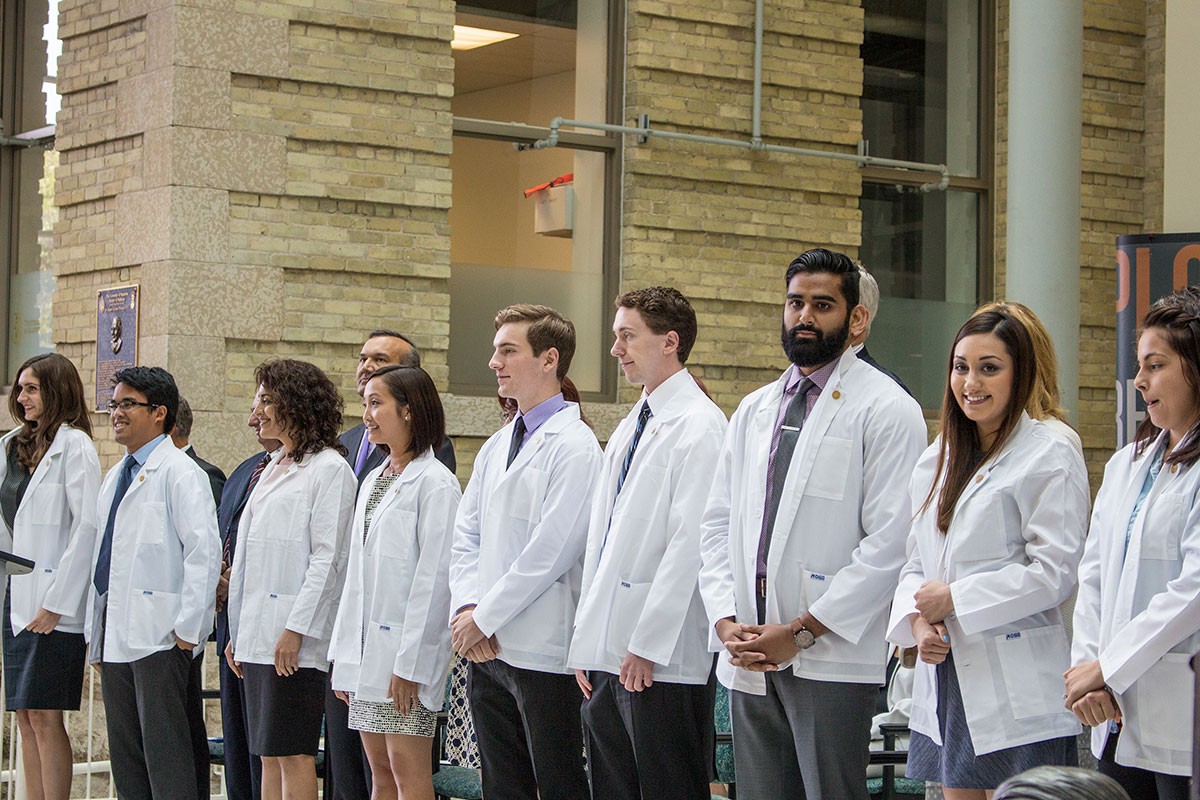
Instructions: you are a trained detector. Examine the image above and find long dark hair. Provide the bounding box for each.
[921,310,1037,533]
[8,354,92,470]
[1133,301,1200,467]
[254,359,347,463]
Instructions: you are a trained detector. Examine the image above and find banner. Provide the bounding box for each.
[1115,233,1200,447]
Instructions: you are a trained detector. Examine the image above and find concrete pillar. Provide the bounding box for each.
[1164,0,1200,231]
[1005,1,1083,418]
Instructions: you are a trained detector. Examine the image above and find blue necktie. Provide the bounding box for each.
[94,455,139,595]
[506,417,527,470]
[615,401,653,498]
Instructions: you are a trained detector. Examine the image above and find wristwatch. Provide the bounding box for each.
[792,624,816,650]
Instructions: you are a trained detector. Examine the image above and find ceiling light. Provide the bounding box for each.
[452,24,519,51]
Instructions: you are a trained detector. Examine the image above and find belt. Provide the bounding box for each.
[756,577,768,597]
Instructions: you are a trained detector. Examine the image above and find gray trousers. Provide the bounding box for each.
[731,669,876,800]
[101,647,198,800]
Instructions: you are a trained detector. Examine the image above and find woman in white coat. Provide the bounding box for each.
[888,309,1089,799]
[0,353,99,800]
[329,365,461,800]
[226,359,356,800]
[1065,296,1200,800]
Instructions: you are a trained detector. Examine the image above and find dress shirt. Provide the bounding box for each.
[514,393,567,448]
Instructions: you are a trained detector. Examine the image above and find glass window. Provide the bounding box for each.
[2,0,58,377]
[449,0,615,396]
[860,185,979,408]
[862,0,980,177]
[860,0,988,407]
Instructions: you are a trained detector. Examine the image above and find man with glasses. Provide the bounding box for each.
[87,367,220,800]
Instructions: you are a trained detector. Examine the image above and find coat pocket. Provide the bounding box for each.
[127,589,180,649]
[266,592,298,640]
[803,437,852,501]
[506,468,548,523]
[605,579,651,658]
[993,624,1070,719]
[1136,653,1193,750]
[1140,493,1184,561]
[375,511,416,562]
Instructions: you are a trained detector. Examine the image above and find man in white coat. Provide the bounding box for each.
[699,249,926,800]
[450,304,602,800]
[569,287,726,800]
[88,366,220,800]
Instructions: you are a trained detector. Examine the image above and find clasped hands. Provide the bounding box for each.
[910,579,954,666]
[715,612,828,673]
[1063,660,1120,728]
[451,606,500,663]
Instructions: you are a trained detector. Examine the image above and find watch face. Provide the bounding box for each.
[794,628,816,650]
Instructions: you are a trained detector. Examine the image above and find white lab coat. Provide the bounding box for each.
[450,402,602,674]
[887,415,1087,756]
[569,370,727,684]
[85,439,220,663]
[228,447,355,671]
[1072,430,1200,776]
[0,426,100,634]
[329,450,461,712]
[699,349,926,694]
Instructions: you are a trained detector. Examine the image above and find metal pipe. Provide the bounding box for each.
[534,117,950,191]
[752,0,763,147]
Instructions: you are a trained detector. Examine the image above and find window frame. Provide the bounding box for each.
[448,0,624,402]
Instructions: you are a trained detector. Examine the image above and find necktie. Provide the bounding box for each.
[615,401,653,498]
[506,416,528,469]
[757,377,815,578]
[94,455,140,595]
[354,430,373,476]
[223,452,270,565]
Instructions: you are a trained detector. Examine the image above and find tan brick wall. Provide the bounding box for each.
[54,1,455,473]
[622,0,864,415]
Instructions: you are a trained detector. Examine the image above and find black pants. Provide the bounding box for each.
[468,659,588,800]
[185,648,210,799]
[321,673,372,799]
[581,669,714,800]
[102,648,198,800]
[218,623,262,800]
[1100,727,1190,800]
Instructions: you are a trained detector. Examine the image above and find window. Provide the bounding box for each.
[0,0,58,377]
[448,0,619,397]
[859,0,991,408]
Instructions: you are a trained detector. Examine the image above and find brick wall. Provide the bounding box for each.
[53,0,454,471]
[622,0,864,413]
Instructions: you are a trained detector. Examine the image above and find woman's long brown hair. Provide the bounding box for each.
[920,310,1037,533]
[8,354,93,470]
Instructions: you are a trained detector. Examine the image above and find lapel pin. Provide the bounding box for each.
[975,474,983,483]
[831,390,841,399]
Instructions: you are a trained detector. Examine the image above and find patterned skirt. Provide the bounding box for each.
[348,692,437,737]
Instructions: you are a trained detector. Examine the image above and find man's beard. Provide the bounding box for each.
[780,316,850,368]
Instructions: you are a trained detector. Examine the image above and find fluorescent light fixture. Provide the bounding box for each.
[452,25,519,51]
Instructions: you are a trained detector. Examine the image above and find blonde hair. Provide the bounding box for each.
[973,301,1068,423]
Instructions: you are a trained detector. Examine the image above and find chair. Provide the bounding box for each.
[866,723,923,800]
[712,683,736,798]
[432,669,483,800]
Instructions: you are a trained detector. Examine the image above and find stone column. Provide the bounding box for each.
[1005,0,1083,417]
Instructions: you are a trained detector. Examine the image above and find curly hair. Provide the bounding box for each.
[254,359,347,462]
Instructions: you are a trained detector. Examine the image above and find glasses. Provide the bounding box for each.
[106,399,158,413]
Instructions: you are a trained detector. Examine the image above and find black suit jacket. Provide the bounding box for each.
[858,346,915,398]
[214,450,268,648]
[338,423,456,485]
[186,447,227,506]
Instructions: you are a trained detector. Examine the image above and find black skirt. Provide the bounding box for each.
[242,662,326,756]
[2,589,86,710]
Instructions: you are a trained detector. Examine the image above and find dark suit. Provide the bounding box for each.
[216,452,267,800]
[857,345,914,398]
[187,447,227,506]
[321,423,456,800]
[181,447,227,800]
